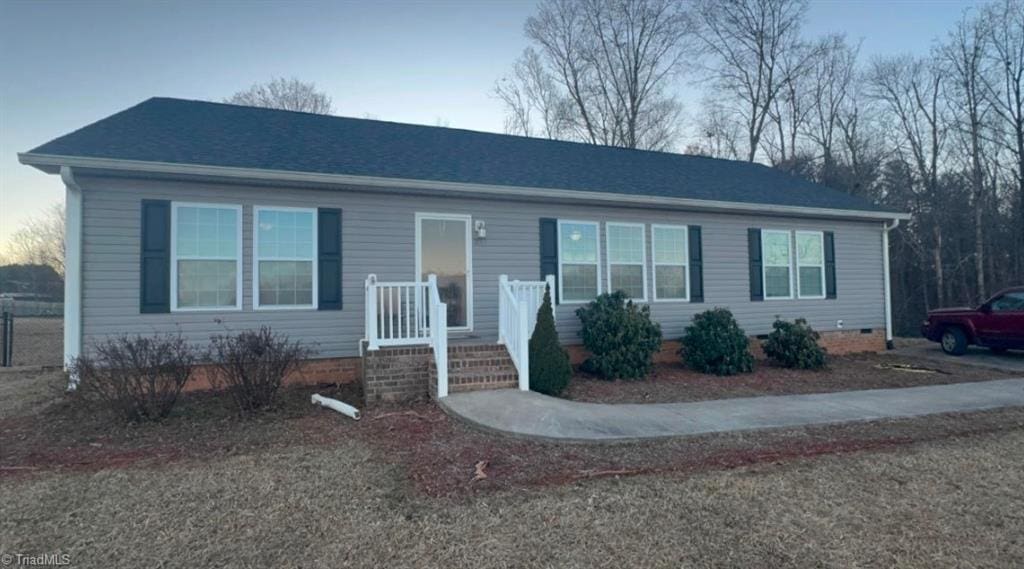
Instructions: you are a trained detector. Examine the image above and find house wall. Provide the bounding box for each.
[77,175,886,358]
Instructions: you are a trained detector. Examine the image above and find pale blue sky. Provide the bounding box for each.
[0,0,976,245]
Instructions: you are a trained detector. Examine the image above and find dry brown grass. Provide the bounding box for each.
[2,367,1023,568]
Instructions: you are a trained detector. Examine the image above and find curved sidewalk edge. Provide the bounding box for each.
[438,378,1024,443]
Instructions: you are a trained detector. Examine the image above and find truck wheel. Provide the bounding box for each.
[940,327,968,355]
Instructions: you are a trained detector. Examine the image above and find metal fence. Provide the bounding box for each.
[1,311,12,367]
[0,298,63,317]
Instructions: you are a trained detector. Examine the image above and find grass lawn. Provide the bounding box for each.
[2,368,1024,568]
[565,352,1016,404]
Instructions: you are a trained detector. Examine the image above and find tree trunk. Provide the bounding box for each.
[933,225,945,307]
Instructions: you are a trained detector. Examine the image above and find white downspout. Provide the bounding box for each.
[60,166,83,384]
[882,218,900,350]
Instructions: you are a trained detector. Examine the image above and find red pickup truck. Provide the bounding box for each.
[921,286,1024,355]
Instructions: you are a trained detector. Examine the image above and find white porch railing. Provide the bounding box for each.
[498,274,555,391]
[364,274,448,397]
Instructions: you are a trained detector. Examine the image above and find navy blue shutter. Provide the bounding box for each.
[318,208,342,310]
[539,218,558,303]
[140,200,171,313]
[824,231,836,299]
[688,226,703,302]
[748,228,764,301]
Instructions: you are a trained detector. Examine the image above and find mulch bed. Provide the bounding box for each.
[564,353,1017,404]
[3,368,1024,499]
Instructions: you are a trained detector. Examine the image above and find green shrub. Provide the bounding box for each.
[762,318,827,369]
[575,291,662,380]
[70,333,198,422]
[528,286,572,396]
[679,308,754,376]
[209,327,313,415]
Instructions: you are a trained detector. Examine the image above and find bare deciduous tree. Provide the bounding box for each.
[4,202,65,276]
[495,48,570,139]
[806,35,860,185]
[942,10,992,301]
[980,0,1024,273]
[499,0,691,150]
[869,55,949,305]
[226,77,334,114]
[692,0,809,162]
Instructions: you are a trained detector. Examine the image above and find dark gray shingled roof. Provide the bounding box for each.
[27,97,895,214]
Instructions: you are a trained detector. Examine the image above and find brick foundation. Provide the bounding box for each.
[362,346,433,404]
[184,357,361,393]
[566,328,887,367]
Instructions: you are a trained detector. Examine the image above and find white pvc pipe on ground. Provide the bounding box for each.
[311,394,361,420]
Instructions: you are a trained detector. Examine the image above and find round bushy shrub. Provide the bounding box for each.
[575,291,663,380]
[679,308,754,376]
[529,286,572,396]
[762,318,827,369]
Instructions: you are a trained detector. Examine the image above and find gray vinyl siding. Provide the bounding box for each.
[78,175,886,358]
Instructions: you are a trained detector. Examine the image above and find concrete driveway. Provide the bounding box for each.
[890,340,1024,374]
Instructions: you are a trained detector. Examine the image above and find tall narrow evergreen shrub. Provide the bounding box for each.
[528,286,572,396]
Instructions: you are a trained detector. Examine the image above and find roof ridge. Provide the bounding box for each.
[146,96,751,167]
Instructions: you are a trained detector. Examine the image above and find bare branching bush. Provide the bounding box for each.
[209,327,313,415]
[70,334,198,422]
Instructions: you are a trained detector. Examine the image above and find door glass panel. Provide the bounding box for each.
[420,218,469,327]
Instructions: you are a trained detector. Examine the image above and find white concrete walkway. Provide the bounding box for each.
[440,378,1024,442]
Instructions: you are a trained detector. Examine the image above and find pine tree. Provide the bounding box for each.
[528,286,572,396]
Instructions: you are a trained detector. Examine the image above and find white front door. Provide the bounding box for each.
[415,213,473,331]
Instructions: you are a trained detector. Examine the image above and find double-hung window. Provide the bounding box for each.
[651,224,688,301]
[171,202,242,311]
[254,207,317,309]
[558,220,600,303]
[606,223,646,300]
[762,229,793,299]
[795,231,825,299]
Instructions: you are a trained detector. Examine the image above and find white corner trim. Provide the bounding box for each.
[882,219,900,348]
[60,166,82,378]
[18,153,911,222]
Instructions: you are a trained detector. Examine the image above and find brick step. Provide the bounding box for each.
[448,356,516,368]
[447,343,510,355]
[449,359,516,372]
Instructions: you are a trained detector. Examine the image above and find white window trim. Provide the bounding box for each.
[252,205,319,311]
[795,230,827,300]
[414,212,474,332]
[605,222,648,302]
[761,229,794,300]
[651,223,689,302]
[170,201,243,312]
[557,219,601,304]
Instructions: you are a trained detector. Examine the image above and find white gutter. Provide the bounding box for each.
[60,166,83,383]
[19,153,911,222]
[882,218,900,350]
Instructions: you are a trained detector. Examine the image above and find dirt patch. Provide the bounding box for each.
[565,353,1017,404]
[0,375,364,478]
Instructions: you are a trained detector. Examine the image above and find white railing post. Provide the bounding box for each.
[435,300,448,398]
[365,274,379,351]
[498,274,509,345]
[517,299,530,391]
